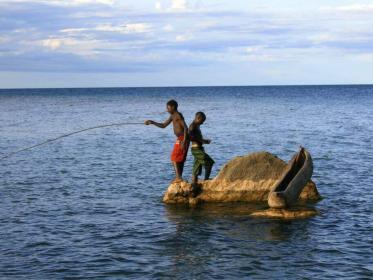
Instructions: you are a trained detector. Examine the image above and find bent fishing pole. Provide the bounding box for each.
[0,122,144,161]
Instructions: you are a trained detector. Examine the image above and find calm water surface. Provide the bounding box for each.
[0,86,372,279]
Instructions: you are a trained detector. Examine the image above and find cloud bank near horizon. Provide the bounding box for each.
[0,0,373,87]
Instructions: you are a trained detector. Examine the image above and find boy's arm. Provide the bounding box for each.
[183,117,188,141]
[171,113,188,150]
[199,124,211,144]
[188,123,195,137]
[180,117,188,151]
[203,138,211,144]
[145,116,172,128]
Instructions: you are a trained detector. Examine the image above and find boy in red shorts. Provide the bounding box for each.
[145,100,189,182]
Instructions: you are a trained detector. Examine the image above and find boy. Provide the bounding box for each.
[188,112,215,184]
[145,100,189,182]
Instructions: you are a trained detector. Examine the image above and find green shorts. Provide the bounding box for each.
[191,146,215,176]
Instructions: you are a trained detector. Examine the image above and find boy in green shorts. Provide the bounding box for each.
[188,112,215,184]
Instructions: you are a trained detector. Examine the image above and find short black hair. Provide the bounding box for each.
[167,99,178,110]
[196,111,206,121]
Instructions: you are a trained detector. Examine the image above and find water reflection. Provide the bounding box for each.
[164,203,313,242]
[161,203,314,278]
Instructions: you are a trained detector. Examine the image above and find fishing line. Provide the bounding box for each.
[1,122,144,161]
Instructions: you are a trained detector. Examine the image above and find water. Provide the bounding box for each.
[0,86,372,279]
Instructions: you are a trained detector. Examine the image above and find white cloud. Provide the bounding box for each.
[355,53,373,61]
[0,36,11,44]
[96,23,151,33]
[153,0,206,13]
[171,0,187,10]
[321,4,373,13]
[245,46,274,62]
[60,28,86,34]
[175,33,193,42]
[2,0,115,6]
[245,46,261,54]
[309,30,373,48]
[155,1,162,11]
[61,23,152,34]
[40,37,103,56]
[64,0,115,5]
[310,34,335,44]
[163,24,174,32]
[70,11,116,18]
[42,38,63,50]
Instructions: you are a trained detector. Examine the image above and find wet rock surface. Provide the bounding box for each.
[163,151,321,204]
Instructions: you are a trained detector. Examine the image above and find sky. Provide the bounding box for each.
[0,0,373,88]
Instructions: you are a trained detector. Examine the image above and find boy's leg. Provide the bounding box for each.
[191,150,203,184]
[192,164,202,184]
[192,175,198,184]
[171,137,188,182]
[204,165,212,180]
[204,153,215,180]
[178,162,184,178]
[172,161,182,181]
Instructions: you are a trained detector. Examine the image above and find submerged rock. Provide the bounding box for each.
[250,208,318,219]
[163,151,321,204]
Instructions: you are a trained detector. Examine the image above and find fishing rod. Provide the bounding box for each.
[0,122,144,161]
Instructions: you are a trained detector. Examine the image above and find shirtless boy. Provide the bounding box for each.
[188,112,215,184]
[145,100,189,182]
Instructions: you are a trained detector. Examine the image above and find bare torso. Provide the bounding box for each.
[171,112,185,136]
[189,123,203,146]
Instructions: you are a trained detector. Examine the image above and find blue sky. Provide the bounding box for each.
[0,0,373,88]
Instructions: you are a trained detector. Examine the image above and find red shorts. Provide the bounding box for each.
[171,135,189,163]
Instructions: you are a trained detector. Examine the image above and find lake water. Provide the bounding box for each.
[0,86,372,279]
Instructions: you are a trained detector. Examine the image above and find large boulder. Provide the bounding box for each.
[163,151,321,205]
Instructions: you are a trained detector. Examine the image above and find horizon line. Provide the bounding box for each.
[1,83,373,91]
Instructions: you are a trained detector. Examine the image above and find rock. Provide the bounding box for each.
[163,151,321,204]
[250,208,318,219]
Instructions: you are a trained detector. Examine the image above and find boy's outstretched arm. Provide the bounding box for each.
[144,116,172,128]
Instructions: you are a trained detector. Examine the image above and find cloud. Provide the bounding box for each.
[0,51,161,72]
[155,1,162,11]
[322,4,373,13]
[245,46,274,62]
[171,0,187,10]
[1,0,373,78]
[40,37,103,56]
[155,0,199,12]
[98,23,152,33]
[61,23,152,35]
[163,24,174,32]
[175,33,193,42]
[355,53,373,62]
[0,0,115,6]
[0,36,11,44]
[42,38,63,50]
